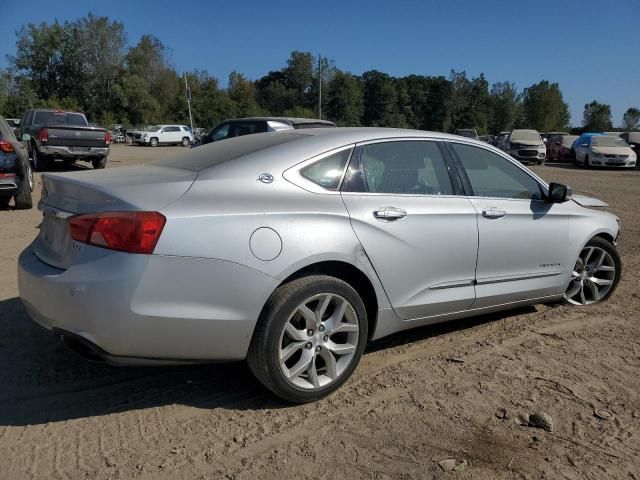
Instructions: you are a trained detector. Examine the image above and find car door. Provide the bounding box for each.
[447,141,571,308]
[340,139,478,320]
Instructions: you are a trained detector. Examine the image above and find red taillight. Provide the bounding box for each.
[0,173,16,178]
[68,211,166,254]
[105,131,111,144]
[39,128,48,143]
[0,140,15,153]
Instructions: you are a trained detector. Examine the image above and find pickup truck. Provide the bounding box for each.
[17,109,110,171]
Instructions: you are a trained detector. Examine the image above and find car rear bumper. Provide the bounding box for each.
[40,146,110,158]
[0,177,19,194]
[18,245,279,363]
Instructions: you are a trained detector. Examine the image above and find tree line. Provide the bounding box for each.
[1,14,638,134]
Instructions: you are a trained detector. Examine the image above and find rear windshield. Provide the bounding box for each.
[511,130,541,142]
[34,111,87,126]
[154,132,306,171]
[592,136,628,148]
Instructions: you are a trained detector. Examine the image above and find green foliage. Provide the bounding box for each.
[583,101,613,132]
[622,107,640,130]
[522,81,570,132]
[326,72,363,126]
[3,14,590,135]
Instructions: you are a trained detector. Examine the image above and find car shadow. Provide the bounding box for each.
[0,296,541,426]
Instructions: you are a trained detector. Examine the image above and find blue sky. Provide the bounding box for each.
[2,0,639,126]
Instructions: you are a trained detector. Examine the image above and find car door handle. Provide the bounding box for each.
[482,207,506,219]
[373,207,407,221]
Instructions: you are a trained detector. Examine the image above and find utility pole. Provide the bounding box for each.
[318,54,322,120]
[184,72,194,135]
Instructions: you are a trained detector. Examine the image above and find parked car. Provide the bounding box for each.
[132,125,193,147]
[194,117,336,147]
[5,118,21,129]
[505,129,546,164]
[619,132,640,160]
[18,128,621,402]
[0,115,33,209]
[455,129,479,140]
[573,133,636,168]
[17,109,110,170]
[543,131,569,144]
[494,131,510,150]
[547,135,579,162]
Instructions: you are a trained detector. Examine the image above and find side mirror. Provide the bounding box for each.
[21,133,31,142]
[547,182,572,203]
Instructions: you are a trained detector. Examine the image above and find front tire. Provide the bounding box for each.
[248,275,368,403]
[563,237,621,306]
[149,137,159,147]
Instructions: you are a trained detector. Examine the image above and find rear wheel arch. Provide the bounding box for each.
[271,261,379,341]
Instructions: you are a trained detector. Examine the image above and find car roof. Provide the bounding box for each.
[156,127,494,174]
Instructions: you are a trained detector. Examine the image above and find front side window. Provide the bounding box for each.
[450,143,543,200]
[301,149,351,190]
[163,126,180,132]
[211,124,230,141]
[353,141,454,195]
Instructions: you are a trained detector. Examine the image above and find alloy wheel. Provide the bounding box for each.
[278,293,359,390]
[27,163,34,191]
[564,245,616,305]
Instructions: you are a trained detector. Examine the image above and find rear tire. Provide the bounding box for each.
[181,137,190,147]
[247,275,368,403]
[31,145,49,172]
[14,161,33,210]
[92,157,107,169]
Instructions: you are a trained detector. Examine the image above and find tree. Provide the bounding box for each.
[622,107,640,130]
[521,81,570,132]
[326,72,363,126]
[582,101,612,132]
[362,70,405,127]
[488,82,521,133]
[228,71,263,117]
[444,71,490,133]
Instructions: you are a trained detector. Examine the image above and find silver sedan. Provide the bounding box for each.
[18,128,622,402]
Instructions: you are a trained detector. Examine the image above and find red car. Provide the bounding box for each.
[547,134,578,162]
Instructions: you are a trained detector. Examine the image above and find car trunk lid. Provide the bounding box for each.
[35,164,197,269]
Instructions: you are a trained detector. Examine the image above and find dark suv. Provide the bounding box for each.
[194,117,336,147]
[0,116,33,209]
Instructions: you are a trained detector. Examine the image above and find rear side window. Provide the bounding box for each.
[163,126,180,132]
[348,141,454,195]
[451,143,543,200]
[301,149,351,190]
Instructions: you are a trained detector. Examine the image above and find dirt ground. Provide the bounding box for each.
[1,145,639,480]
